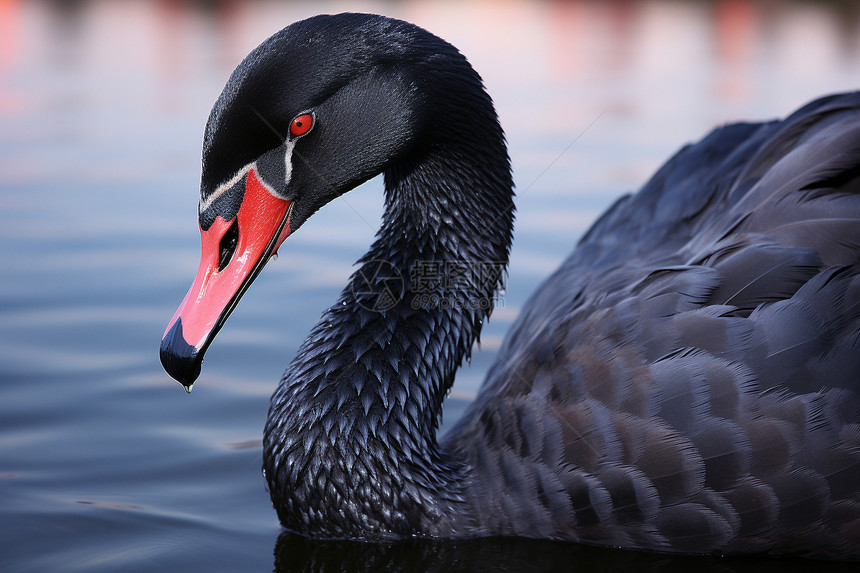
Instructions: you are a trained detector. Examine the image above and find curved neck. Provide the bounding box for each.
[264,119,513,538]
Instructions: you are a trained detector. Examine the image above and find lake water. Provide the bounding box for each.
[2,1,860,571]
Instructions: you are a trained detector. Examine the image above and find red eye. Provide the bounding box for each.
[289,113,314,139]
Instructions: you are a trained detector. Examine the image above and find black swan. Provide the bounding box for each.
[160,13,860,558]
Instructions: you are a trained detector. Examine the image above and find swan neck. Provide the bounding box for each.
[265,115,513,538]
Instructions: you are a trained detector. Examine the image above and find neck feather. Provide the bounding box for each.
[264,120,513,538]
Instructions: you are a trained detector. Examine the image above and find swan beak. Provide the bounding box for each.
[160,169,292,389]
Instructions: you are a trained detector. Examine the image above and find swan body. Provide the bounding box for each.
[160,13,860,559]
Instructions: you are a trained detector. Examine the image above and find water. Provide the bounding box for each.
[2,1,860,571]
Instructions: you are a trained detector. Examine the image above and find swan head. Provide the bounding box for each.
[160,13,493,389]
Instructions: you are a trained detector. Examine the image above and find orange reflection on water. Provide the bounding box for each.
[714,0,756,100]
[0,0,19,113]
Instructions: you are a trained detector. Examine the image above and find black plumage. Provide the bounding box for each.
[161,13,860,559]
[447,93,860,557]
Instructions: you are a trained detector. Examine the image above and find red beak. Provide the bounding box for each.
[160,168,292,390]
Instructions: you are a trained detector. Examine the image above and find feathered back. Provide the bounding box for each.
[447,93,860,557]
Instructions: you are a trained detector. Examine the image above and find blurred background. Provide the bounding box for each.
[1,1,859,571]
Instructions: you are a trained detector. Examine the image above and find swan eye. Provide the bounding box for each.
[289,113,314,140]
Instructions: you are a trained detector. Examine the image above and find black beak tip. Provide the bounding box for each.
[160,318,202,388]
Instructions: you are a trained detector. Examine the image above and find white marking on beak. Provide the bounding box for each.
[199,163,254,214]
[198,147,293,216]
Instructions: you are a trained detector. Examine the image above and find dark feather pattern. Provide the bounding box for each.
[178,13,860,561]
[443,89,860,558]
